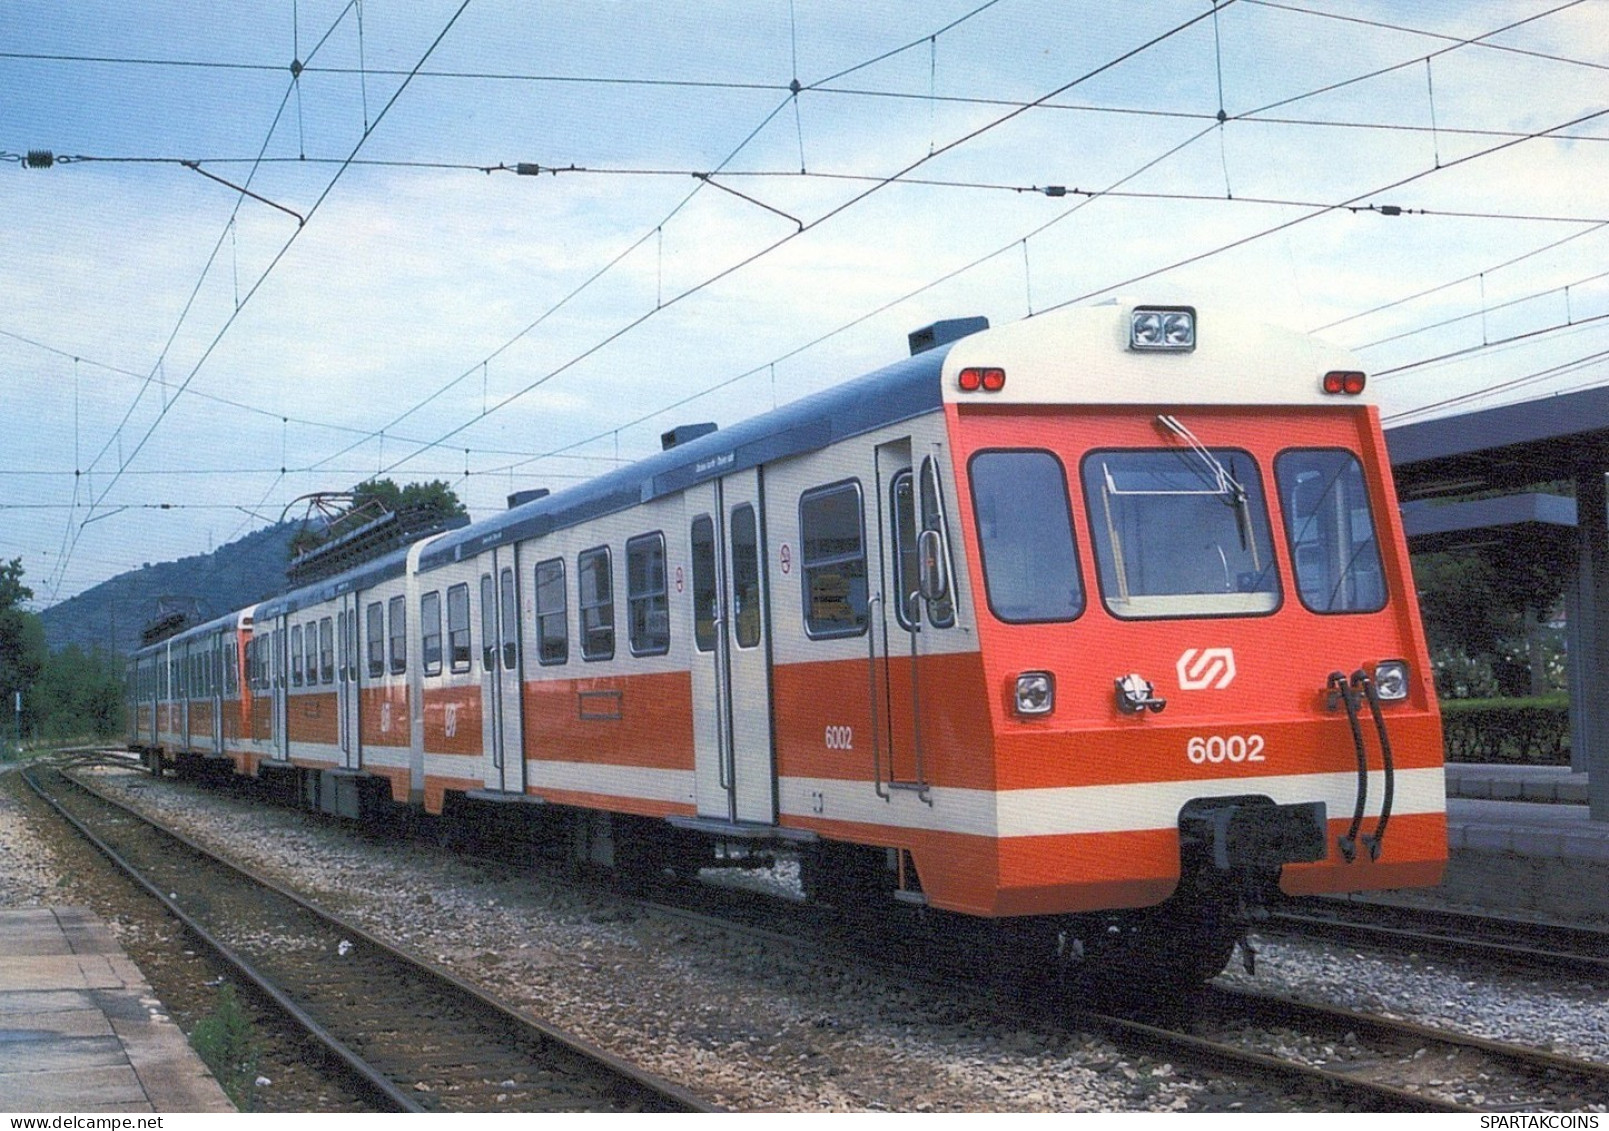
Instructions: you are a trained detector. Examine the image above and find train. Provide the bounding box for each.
[126,300,1447,985]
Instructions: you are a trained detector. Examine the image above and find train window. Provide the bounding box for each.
[367,601,386,678]
[1276,449,1387,614]
[302,624,315,688]
[389,595,407,675]
[1082,447,1280,619]
[800,481,868,639]
[891,472,920,629]
[422,590,443,676]
[345,608,358,683]
[689,517,717,653]
[969,450,1084,624]
[447,583,472,673]
[320,617,335,685]
[578,546,615,661]
[627,533,670,656]
[290,625,303,687]
[919,456,957,628]
[533,559,568,666]
[226,641,237,695]
[480,574,497,671]
[500,568,519,670]
[731,507,761,648]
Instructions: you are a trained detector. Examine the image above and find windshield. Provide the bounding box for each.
[1081,447,1280,618]
[1276,448,1387,613]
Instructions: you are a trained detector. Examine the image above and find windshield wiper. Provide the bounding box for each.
[1156,414,1256,557]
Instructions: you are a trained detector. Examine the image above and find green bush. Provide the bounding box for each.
[1439,695,1570,765]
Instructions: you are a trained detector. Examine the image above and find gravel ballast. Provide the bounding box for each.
[6,759,1606,1112]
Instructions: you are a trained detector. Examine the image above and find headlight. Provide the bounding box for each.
[1130,306,1196,352]
[1373,660,1410,701]
[1015,672,1055,717]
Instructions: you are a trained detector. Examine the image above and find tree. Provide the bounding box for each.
[33,645,125,740]
[288,479,467,560]
[1413,541,1570,698]
[0,559,48,736]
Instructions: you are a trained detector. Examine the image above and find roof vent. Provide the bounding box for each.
[507,488,550,510]
[661,422,718,450]
[908,316,989,356]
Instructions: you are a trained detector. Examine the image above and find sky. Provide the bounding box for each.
[4,0,1608,611]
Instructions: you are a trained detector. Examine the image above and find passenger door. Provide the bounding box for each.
[480,551,526,794]
[688,469,776,824]
[336,595,361,769]
[873,439,955,793]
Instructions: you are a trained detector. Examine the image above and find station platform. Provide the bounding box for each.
[1435,763,1609,921]
[0,907,233,1113]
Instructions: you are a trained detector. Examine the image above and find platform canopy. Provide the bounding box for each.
[1387,386,1609,821]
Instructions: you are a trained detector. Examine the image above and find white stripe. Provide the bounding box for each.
[422,754,695,806]
[779,768,1445,839]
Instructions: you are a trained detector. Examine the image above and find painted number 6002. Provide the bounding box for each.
[824,725,854,750]
[1186,734,1265,764]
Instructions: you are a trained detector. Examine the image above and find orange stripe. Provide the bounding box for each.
[523,671,695,771]
[788,808,1446,917]
[286,691,339,745]
[422,686,483,755]
[359,685,410,746]
[536,787,696,820]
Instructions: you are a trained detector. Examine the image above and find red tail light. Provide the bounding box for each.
[1323,370,1366,395]
[958,367,1006,393]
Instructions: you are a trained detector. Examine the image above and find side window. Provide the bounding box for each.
[579,546,615,661]
[389,595,407,675]
[891,471,920,630]
[421,591,443,676]
[627,533,670,656]
[500,567,519,670]
[447,583,472,673]
[366,601,385,678]
[970,450,1084,623]
[336,611,346,683]
[320,616,335,684]
[919,456,956,628]
[481,573,498,671]
[731,506,761,648]
[800,481,868,638]
[690,517,717,653]
[291,624,304,687]
[1276,449,1387,613]
[303,623,316,687]
[534,558,568,665]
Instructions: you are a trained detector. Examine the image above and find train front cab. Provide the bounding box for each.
[912,306,1447,949]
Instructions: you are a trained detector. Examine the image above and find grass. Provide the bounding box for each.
[189,983,261,1110]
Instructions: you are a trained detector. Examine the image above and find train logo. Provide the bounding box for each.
[1177,647,1237,691]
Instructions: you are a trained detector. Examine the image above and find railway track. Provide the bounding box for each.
[24,762,717,1114]
[638,874,1609,1112]
[1200,984,1609,1111]
[1272,898,1609,977]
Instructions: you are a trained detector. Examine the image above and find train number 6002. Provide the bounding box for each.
[824,725,855,750]
[1186,734,1265,764]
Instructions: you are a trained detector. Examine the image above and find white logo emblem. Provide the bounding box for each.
[1177,647,1236,690]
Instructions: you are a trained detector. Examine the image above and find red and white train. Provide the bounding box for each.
[127,301,1446,982]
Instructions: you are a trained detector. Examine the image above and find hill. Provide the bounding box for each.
[39,523,299,656]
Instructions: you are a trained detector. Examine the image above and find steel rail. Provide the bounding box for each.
[31,763,720,1114]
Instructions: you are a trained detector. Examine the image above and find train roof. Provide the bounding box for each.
[417,340,955,574]
[256,545,414,619]
[129,605,253,659]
